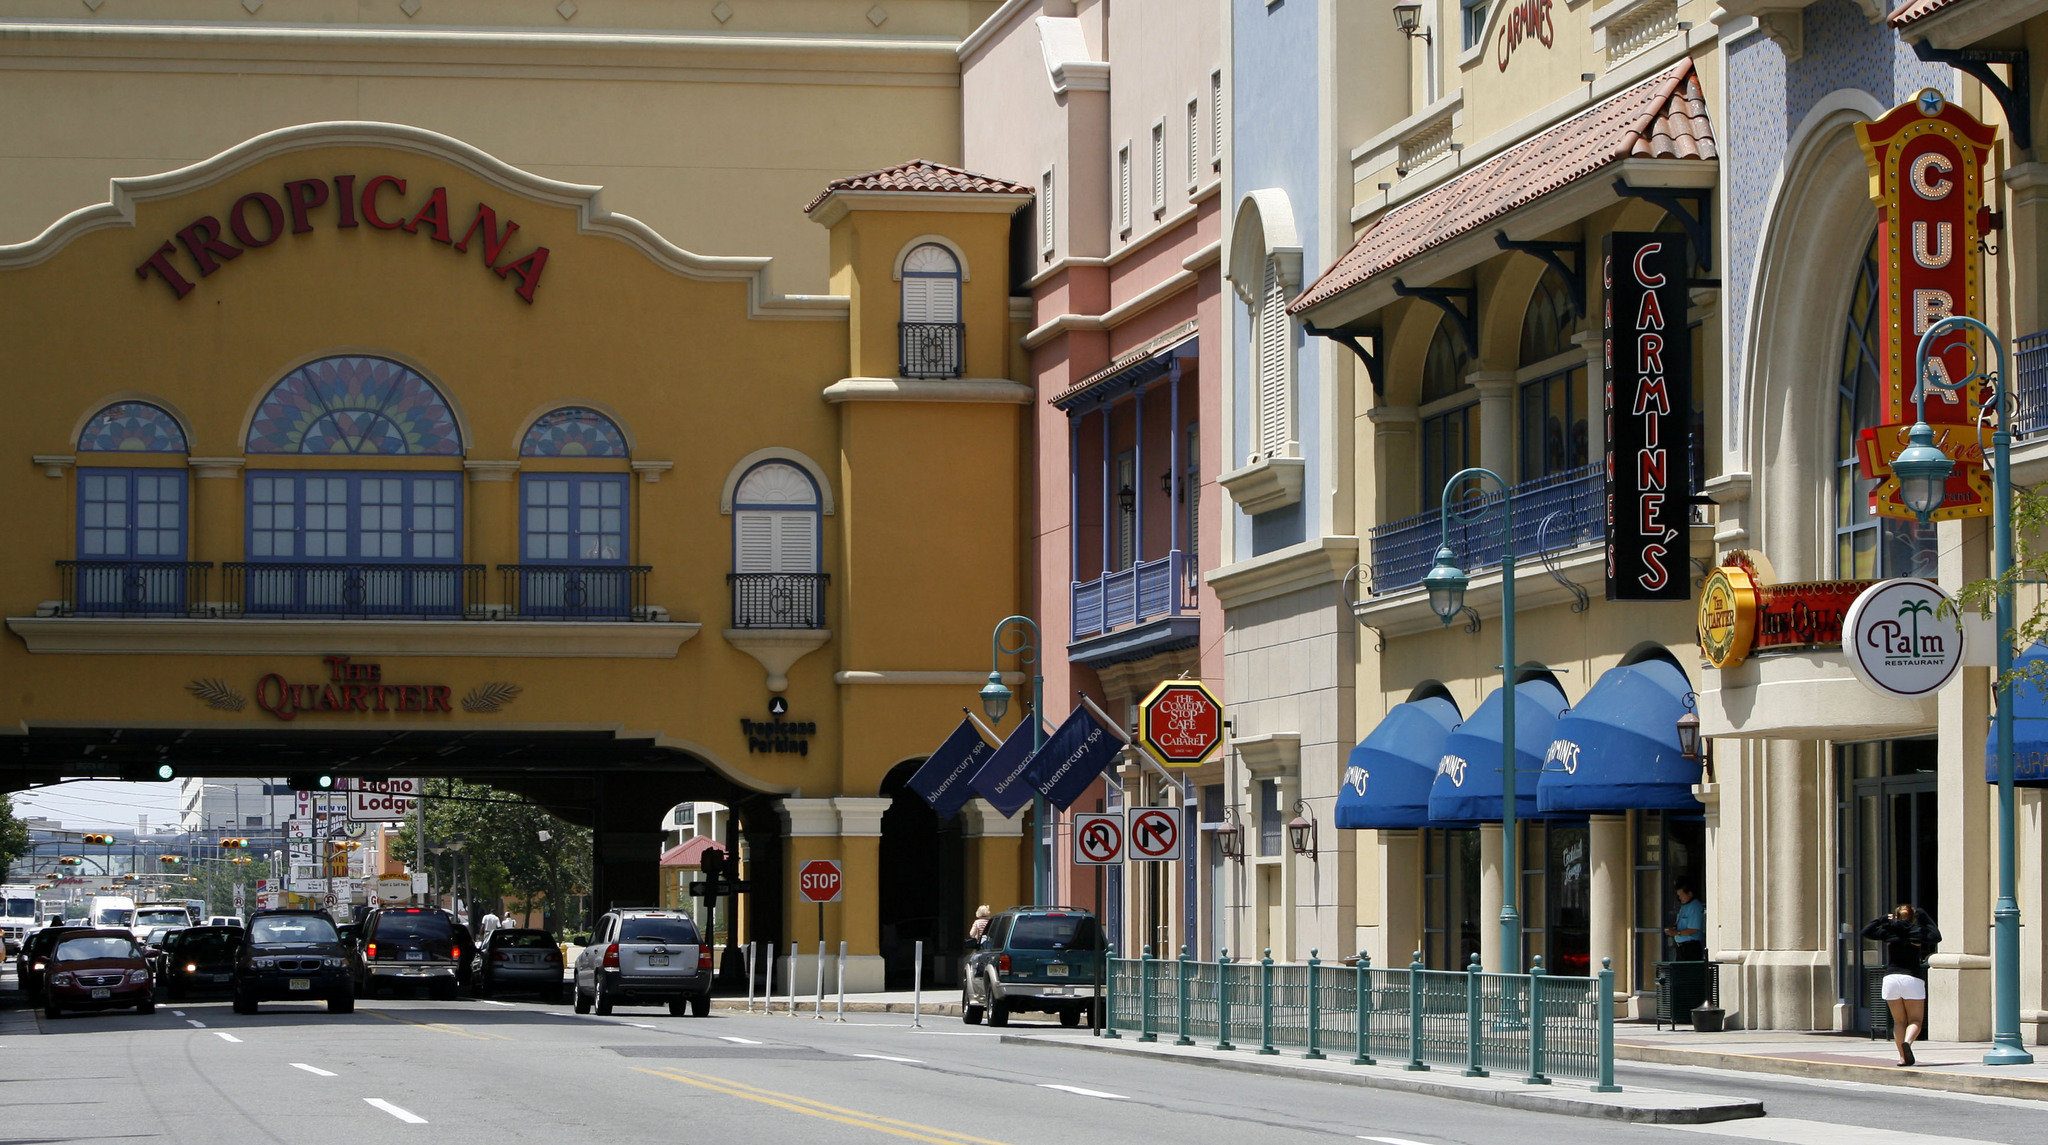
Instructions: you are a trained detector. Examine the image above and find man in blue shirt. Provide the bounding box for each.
[1665,880,1706,960]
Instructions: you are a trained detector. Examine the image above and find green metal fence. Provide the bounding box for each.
[1103,947,1620,1090]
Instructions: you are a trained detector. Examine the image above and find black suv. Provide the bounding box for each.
[358,906,468,999]
[232,909,354,1014]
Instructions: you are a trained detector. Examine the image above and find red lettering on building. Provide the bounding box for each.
[1495,0,1555,72]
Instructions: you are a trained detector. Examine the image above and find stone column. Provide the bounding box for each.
[1934,518,1992,1039]
[1479,822,1504,971]
[1468,370,1517,480]
[1571,331,1604,459]
[1368,406,1419,524]
[833,796,891,993]
[1588,814,1629,997]
[961,799,1026,921]
[1277,774,1300,960]
[779,798,842,997]
[463,461,517,616]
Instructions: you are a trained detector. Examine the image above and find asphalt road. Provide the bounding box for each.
[2,975,2040,1145]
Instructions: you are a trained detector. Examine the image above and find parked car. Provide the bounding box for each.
[41,930,155,1019]
[357,906,467,1000]
[471,927,565,1001]
[206,915,243,929]
[572,908,710,1016]
[157,925,245,999]
[231,909,352,1014]
[962,906,1104,1028]
[14,924,90,1000]
[139,925,184,960]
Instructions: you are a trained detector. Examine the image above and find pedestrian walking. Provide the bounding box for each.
[1664,880,1706,960]
[967,904,991,942]
[1863,902,1941,1066]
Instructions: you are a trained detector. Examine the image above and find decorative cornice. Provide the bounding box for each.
[6,617,700,658]
[462,460,520,482]
[1216,455,1306,516]
[1235,732,1302,781]
[31,455,75,478]
[833,796,894,836]
[630,460,675,483]
[1205,535,1362,609]
[821,377,1033,404]
[833,670,1022,685]
[723,627,832,692]
[806,190,1033,229]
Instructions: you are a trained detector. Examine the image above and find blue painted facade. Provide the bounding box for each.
[1232,0,1321,557]
[1721,0,1951,438]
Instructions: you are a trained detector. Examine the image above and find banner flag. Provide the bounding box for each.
[1028,703,1126,811]
[905,715,999,819]
[969,717,1049,817]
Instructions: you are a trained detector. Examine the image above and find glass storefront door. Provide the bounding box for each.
[1835,738,1938,1032]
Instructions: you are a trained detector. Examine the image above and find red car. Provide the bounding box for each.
[41,930,156,1019]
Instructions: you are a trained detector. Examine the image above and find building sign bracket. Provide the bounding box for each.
[1301,320,1381,395]
[1912,41,2031,153]
[1611,180,1712,273]
[1493,232,1584,320]
[1390,280,1478,356]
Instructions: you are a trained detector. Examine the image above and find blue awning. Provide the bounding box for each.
[1335,696,1462,830]
[1988,644,2048,787]
[1537,659,1702,813]
[1428,677,1570,824]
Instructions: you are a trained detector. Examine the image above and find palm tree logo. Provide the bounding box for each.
[1899,598,1935,657]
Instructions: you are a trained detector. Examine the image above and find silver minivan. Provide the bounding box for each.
[572,908,711,1016]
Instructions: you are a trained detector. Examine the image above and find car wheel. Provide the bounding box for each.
[573,985,591,1014]
[432,980,457,1002]
[988,991,1010,1028]
[137,998,156,1015]
[42,1001,59,1020]
[1059,1007,1080,1028]
[690,992,710,1018]
[593,977,613,1016]
[551,984,567,1006]
[167,981,185,1002]
[329,994,354,1014]
[668,999,689,1017]
[233,993,257,1015]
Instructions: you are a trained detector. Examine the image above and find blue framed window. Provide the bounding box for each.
[243,472,463,616]
[517,474,629,617]
[730,461,824,628]
[74,468,188,614]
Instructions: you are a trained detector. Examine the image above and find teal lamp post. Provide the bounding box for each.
[980,615,1049,906]
[1888,312,2033,1065]
[1422,467,1523,973]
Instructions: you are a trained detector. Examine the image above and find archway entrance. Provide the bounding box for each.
[877,760,964,989]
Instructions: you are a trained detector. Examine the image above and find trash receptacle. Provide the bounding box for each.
[1692,1003,1725,1032]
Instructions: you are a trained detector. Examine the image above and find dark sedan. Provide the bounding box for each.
[157,925,244,999]
[42,931,155,1019]
[14,925,90,1001]
[470,928,565,1001]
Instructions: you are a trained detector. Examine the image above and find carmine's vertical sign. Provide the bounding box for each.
[1853,90,1997,521]
[1602,233,1691,602]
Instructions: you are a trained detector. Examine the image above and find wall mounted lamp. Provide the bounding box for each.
[1214,811,1244,862]
[1287,799,1319,859]
[1392,2,1429,41]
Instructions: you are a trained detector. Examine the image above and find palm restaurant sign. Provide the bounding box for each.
[1842,578,1965,698]
[1854,90,1997,521]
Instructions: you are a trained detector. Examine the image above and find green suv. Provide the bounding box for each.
[961,906,1104,1028]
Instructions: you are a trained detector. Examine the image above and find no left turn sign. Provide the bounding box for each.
[1129,808,1180,861]
[1074,813,1123,865]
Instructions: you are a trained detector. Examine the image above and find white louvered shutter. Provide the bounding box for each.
[1211,71,1223,162]
[1256,259,1291,457]
[775,512,817,572]
[1041,169,1056,255]
[1151,122,1165,210]
[735,511,778,573]
[1118,145,1132,232]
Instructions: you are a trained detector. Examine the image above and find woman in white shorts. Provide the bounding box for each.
[1862,903,1941,1066]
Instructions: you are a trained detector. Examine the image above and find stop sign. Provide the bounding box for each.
[798,858,843,903]
[1138,679,1225,767]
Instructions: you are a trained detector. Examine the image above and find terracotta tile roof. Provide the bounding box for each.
[658,836,722,868]
[1291,58,1715,316]
[1888,0,1961,26]
[804,159,1033,213]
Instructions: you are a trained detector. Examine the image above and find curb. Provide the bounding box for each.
[1004,1034,1763,1124]
[1616,1043,2048,1103]
[714,999,963,1018]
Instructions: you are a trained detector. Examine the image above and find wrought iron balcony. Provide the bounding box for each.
[500,564,650,621]
[55,560,212,617]
[2014,330,2048,439]
[1071,549,1197,640]
[728,572,830,629]
[224,562,485,620]
[1366,462,1604,595]
[900,322,965,379]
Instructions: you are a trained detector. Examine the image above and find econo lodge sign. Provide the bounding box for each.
[1137,680,1224,768]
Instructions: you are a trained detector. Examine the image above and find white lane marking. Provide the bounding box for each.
[215,1032,242,1043]
[292,1063,338,1077]
[481,1000,516,1008]
[365,1098,427,1124]
[1038,1084,1127,1101]
[851,1053,923,1064]
[630,1023,659,1029]
[1664,1119,2002,1145]
[185,1020,206,1029]
[171,1010,186,1016]
[720,1036,765,1045]
[1360,1138,1435,1145]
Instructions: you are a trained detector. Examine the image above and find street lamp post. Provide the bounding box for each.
[979,615,1048,906]
[1420,467,1524,973]
[1885,312,2035,1066]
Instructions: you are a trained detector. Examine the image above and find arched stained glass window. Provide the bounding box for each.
[521,407,629,458]
[1517,269,1587,481]
[1836,234,1935,579]
[1420,319,1474,510]
[246,356,461,456]
[1519,269,1577,366]
[79,402,188,453]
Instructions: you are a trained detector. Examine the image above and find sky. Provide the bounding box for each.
[9,781,186,832]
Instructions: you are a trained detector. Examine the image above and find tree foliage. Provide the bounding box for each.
[389,780,591,932]
[1953,484,2048,698]
[0,795,30,877]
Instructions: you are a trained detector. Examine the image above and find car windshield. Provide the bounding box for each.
[54,936,139,961]
[250,916,338,944]
[97,908,135,926]
[618,918,698,944]
[182,932,242,960]
[1008,914,1097,950]
[136,910,188,927]
[373,913,453,942]
[496,930,555,949]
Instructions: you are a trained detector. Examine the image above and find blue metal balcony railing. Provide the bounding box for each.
[899,322,965,379]
[2013,331,2048,439]
[225,562,484,620]
[56,560,212,617]
[1071,549,1197,640]
[1367,462,1604,595]
[505,564,650,621]
[727,572,830,629]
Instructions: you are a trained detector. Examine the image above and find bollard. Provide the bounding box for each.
[1405,950,1428,1071]
[835,941,848,1022]
[1100,945,1119,1039]
[744,941,756,1013]
[1215,948,1236,1051]
[1463,953,1488,1078]
[1258,948,1277,1055]
[787,941,799,1016]
[1352,950,1375,1066]
[912,939,924,1029]
[813,939,826,1018]
[1593,958,1622,1092]
[1138,946,1157,1042]
[1304,949,1325,1061]
[1525,954,1550,1085]
[1174,945,1193,1047]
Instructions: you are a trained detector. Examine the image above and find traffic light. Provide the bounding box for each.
[58,856,80,867]
[288,773,336,792]
[700,846,728,883]
[220,837,247,850]
[119,762,177,781]
[158,855,183,866]
[83,832,113,846]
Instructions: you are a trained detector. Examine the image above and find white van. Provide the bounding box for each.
[64,895,139,935]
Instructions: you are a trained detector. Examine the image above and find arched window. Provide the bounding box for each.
[1252,256,1295,460]
[520,407,628,458]
[1419,319,1474,510]
[1835,236,1935,578]
[79,401,188,454]
[246,355,460,456]
[516,406,632,618]
[72,402,190,614]
[900,243,963,379]
[1517,269,1588,482]
[731,461,824,628]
